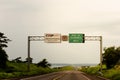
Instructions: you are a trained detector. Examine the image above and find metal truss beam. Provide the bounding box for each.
[29,36,44,41]
[85,36,101,41]
[28,36,102,41]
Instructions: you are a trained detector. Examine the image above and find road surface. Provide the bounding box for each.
[21,71,109,80]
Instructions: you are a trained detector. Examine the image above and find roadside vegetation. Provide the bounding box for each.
[80,46,120,80]
[80,64,120,80]
[0,32,74,79]
[0,61,74,79]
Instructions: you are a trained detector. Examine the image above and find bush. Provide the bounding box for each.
[103,69,120,80]
[81,67,99,75]
[81,65,120,80]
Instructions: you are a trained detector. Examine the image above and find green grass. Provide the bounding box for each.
[80,65,106,75]
[0,62,53,79]
[80,66,100,75]
[80,65,120,80]
[103,68,120,80]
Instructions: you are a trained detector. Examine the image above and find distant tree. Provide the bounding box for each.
[103,46,120,69]
[0,49,8,68]
[37,59,51,68]
[0,32,11,68]
[11,57,22,63]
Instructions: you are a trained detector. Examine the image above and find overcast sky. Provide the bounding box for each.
[1,0,120,64]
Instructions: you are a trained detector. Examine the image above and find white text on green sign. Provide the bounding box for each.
[69,34,85,43]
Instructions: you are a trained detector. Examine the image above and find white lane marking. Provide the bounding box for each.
[81,74,91,80]
[53,74,65,80]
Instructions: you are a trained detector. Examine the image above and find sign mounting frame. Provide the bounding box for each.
[27,34,103,72]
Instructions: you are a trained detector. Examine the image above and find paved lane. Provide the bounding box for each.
[21,71,66,80]
[56,71,91,80]
[21,71,109,80]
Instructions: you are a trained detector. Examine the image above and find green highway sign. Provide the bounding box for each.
[69,33,85,43]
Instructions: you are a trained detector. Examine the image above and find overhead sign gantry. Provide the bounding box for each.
[27,33,102,72]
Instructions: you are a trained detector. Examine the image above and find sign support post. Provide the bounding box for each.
[27,36,44,71]
[28,36,30,71]
[85,36,103,72]
[100,36,102,72]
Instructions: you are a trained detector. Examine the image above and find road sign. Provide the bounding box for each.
[44,33,61,43]
[69,33,85,43]
[62,35,68,41]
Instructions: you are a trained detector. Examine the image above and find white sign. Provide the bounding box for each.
[44,33,61,43]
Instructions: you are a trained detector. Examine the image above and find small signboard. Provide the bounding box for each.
[44,33,61,43]
[69,33,85,43]
[62,35,68,41]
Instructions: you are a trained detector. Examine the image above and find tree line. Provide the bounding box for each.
[0,32,51,70]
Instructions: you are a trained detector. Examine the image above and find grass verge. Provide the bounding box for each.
[80,65,120,80]
[0,62,74,79]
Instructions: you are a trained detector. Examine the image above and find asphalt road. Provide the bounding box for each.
[21,71,109,80]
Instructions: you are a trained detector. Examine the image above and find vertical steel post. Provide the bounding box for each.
[28,36,30,71]
[100,36,102,72]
